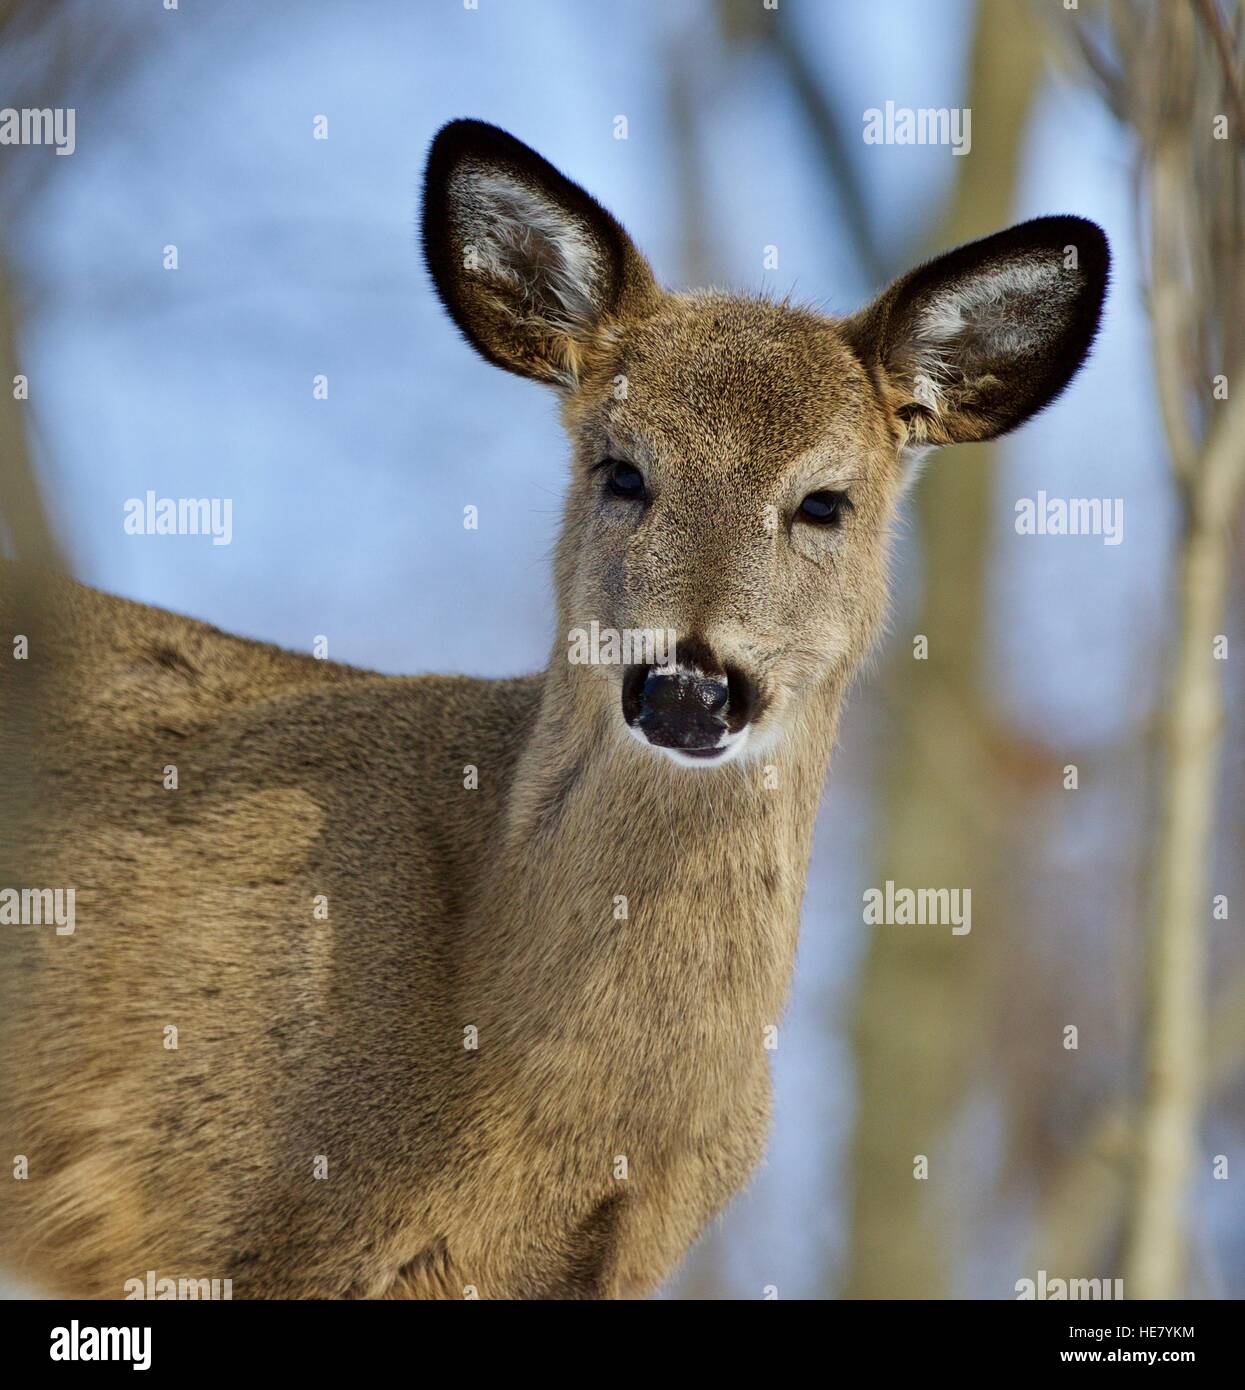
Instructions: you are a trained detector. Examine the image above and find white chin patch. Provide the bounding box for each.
[625,722,751,769]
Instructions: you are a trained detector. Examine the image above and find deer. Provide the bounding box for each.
[0,119,1108,1299]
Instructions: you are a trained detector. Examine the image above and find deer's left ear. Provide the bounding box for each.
[843,216,1109,448]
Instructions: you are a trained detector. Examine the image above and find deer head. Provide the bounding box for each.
[422,119,1108,769]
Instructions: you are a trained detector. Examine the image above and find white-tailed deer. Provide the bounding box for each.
[0,120,1108,1298]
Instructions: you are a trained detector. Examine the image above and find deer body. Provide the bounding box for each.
[0,120,1107,1298]
[1,573,836,1297]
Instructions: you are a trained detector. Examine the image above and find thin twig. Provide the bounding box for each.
[1193,0,1245,140]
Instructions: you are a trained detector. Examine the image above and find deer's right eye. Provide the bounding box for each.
[604,459,647,501]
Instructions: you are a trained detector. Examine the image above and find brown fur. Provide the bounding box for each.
[0,121,1107,1298]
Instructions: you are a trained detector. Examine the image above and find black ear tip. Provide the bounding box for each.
[423,119,544,188]
[431,117,501,142]
[1065,215,1109,272]
[423,121,519,217]
[1065,219,1110,331]
[427,117,511,152]
[1005,212,1107,246]
[1028,213,1111,279]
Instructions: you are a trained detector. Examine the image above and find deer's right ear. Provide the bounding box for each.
[420,119,656,388]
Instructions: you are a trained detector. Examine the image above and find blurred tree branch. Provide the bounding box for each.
[1194,0,1245,136]
[1122,0,1245,1302]
[1035,966,1245,1281]
[842,0,1043,1298]
[1057,0,1245,1300]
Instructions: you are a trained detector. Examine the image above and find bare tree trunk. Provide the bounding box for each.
[1094,0,1245,1299]
[1052,0,1245,1298]
[1124,395,1245,1294]
[842,0,1043,1298]
[1037,963,1245,1282]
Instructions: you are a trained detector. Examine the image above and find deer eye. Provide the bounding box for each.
[797,490,851,526]
[604,459,647,501]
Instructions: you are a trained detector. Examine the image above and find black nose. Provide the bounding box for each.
[638,669,728,749]
[622,661,738,752]
[645,667,726,716]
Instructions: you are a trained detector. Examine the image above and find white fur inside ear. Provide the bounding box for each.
[450,163,606,335]
[907,255,1068,417]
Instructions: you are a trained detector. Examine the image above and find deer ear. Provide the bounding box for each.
[420,119,656,387]
[844,216,1109,449]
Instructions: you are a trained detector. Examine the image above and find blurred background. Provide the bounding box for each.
[1,0,1242,1298]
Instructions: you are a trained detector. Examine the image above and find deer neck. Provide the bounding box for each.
[463,651,844,1032]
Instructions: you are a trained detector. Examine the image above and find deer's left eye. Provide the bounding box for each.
[797,490,851,526]
[604,459,647,500]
